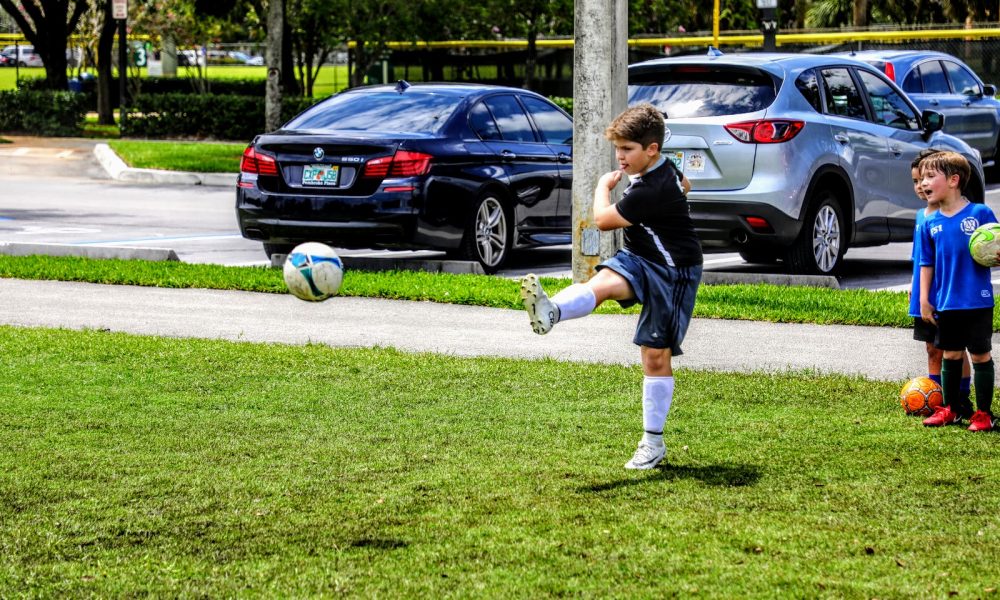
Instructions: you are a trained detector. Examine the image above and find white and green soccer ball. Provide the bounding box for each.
[282,242,344,301]
[969,223,1000,268]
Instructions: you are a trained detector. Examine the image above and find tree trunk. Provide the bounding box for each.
[522,30,538,91]
[852,0,869,27]
[265,0,283,132]
[96,0,116,125]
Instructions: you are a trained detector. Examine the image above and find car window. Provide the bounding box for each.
[795,69,823,112]
[902,68,922,94]
[944,61,982,96]
[916,61,950,94]
[521,96,573,144]
[469,102,501,141]
[819,68,867,120]
[856,70,920,130]
[284,91,462,134]
[483,95,537,142]
[628,66,776,117]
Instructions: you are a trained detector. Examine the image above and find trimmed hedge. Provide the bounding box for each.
[121,93,316,140]
[0,90,88,136]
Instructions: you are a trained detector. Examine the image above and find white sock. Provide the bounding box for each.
[642,375,674,444]
[550,284,596,322]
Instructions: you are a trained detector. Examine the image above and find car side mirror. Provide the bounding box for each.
[922,109,944,138]
[984,84,997,97]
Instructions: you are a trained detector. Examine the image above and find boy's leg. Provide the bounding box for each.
[625,346,672,470]
[925,342,942,385]
[519,269,634,335]
[969,345,994,431]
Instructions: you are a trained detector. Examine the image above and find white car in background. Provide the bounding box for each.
[1,45,43,67]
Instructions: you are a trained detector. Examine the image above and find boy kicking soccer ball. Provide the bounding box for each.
[519,103,703,469]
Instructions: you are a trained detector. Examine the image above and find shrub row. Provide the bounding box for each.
[121,93,317,140]
[0,90,88,136]
[20,76,266,97]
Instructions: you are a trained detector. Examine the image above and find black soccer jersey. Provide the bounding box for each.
[613,159,703,268]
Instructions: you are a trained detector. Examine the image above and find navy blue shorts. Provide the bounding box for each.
[597,250,702,353]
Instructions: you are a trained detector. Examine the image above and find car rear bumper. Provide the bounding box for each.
[688,200,801,252]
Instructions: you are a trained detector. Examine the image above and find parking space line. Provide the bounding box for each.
[74,233,244,245]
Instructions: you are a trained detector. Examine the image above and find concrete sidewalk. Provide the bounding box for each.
[0,277,946,383]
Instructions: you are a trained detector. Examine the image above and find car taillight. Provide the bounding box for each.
[884,61,896,82]
[240,146,278,176]
[363,150,433,178]
[724,119,804,144]
[390,150,433,176]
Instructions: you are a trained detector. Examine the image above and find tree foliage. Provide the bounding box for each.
[0,0,88,89]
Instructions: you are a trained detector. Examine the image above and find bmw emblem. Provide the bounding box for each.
[313,147,325,160]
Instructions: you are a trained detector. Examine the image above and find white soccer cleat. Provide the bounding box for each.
[624,441,666,470]
[519,273,558,335]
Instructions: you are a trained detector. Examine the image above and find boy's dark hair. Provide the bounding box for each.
[911,147,943,170]
[605,103,665,150]
[920,150,971,190]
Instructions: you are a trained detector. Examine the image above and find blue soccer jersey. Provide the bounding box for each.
[909,208,937,318]
[919,202,998,311]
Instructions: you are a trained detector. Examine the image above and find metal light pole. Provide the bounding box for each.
[113,0,128,130]
[571,0,628,283]
[757,0,778,52]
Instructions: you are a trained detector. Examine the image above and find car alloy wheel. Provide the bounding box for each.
[786,190,845,275]
[811,203,841,273]
[459,193,511,274]
[474,196,507,269]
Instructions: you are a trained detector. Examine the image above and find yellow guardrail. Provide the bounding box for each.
[3,27,1000,49]
[349,27,1000,50]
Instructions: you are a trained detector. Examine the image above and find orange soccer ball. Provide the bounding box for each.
[899,376,944,416]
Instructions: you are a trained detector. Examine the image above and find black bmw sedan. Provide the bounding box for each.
[236,81,574,273]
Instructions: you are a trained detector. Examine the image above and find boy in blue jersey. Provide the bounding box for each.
[519,103,703,469]
[918,151,998,431]
[908,150,971,410]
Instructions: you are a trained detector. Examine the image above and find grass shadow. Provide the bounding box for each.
[581,462,761,493]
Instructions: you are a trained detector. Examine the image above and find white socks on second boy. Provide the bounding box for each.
[550,284,597,322]
[642,375,675,446]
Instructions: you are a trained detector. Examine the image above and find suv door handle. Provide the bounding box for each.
[890,144,902,156]
[500,150,517,162]
[834,133,850,144]
[557,152,571,163]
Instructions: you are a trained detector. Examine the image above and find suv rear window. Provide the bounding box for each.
[628,66,776,118]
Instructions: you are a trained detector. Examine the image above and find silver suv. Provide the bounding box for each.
[628,51,986,274]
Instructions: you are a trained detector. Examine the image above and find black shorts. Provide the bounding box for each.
[913,317,937,343]
[597,250,702,353]
[935,307,994,354]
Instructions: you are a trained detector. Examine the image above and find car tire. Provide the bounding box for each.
[785,190,845,275]
[966,172,986,203]
[459,192,512,274]
[263,243,295,259]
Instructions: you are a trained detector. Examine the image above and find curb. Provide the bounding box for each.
[93,143,236,187]
[0,242,179,262]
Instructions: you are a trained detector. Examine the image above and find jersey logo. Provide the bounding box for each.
[930,224,943,236]
[961,217,980,235]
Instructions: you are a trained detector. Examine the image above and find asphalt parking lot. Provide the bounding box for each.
[2,135,1000,290]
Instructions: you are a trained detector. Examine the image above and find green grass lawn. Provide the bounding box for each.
[108,139,245,172]
[2,325,998,596]
[0,64,350,98]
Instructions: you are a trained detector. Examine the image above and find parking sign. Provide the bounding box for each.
[112,0,127,19]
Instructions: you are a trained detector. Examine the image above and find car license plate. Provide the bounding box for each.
[302,164,339,186]
[665,151,684,172]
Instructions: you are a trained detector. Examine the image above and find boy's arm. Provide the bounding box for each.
[919,265,936,324]
[681,174,691,195]
[593,170,633,231]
